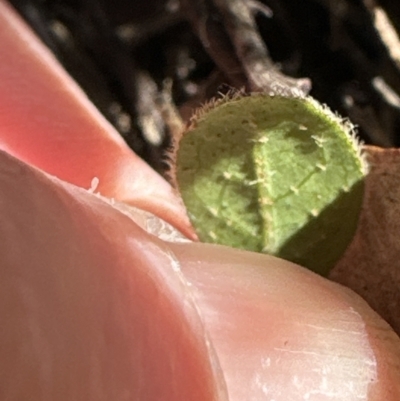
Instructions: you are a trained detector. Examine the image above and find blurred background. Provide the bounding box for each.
[8,0,400,175]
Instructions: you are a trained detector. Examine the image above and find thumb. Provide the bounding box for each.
[171,241,400,400]
[0,149,399,400]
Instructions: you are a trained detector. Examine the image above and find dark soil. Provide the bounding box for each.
[9,0,400,175]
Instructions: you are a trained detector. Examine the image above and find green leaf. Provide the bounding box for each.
[175,94,367,276]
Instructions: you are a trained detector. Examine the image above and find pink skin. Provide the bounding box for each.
[0,151,225,401]
[0,150,399,400]
[0,1,399,400]
[0,0,196,240]
[172,243,400,400]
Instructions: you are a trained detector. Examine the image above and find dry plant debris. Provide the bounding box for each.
[331,146,400,334]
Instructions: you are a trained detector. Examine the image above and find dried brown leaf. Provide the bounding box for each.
[330,146,400,334]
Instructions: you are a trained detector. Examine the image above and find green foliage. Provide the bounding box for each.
[176,94,367,275]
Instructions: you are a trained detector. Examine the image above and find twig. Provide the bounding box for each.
[180,0,310,95]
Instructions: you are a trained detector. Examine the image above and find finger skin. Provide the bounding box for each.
[0,0,195,239]
[0,150,223,401]
[1,149,399,400]
[171,242,400,400]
